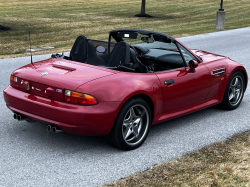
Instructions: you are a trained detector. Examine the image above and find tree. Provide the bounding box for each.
[141,0,146,15]
[135,0,152,17]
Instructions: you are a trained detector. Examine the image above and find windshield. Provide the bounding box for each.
[110,32,178,51]
[134,41,178,51]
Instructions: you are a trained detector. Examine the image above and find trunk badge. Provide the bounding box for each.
[41,72,48,76]
[56,89,62,93]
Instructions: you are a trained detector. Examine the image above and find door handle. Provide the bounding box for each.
[164,79,175,85]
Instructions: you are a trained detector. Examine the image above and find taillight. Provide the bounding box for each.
[10,75,19,88]
[64,89,98,106]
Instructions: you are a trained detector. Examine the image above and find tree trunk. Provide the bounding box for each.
[135,0,151,17]
[141,0,146,15]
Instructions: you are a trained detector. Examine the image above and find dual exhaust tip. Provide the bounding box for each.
[13,112,63,133]
[13,113,27,121]
[47,125,63,133]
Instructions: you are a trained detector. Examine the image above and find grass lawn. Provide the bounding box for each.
[104,131,250,186]
[0,0,250,58]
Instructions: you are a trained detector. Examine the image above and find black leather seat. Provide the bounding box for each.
[70,35,87,63]
[108,41,130,67]
[130,48,138,65]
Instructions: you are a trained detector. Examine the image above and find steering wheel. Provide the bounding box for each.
[130,45,138,56]
[129,45,147,73]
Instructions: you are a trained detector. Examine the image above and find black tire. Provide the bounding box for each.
[108,97,151,150]
[221,71,245,110]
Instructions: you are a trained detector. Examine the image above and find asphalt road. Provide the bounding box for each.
[0,27,249,187]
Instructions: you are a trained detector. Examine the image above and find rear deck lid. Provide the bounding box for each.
[12,58,117,100]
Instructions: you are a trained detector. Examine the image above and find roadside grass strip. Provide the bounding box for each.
[104,131,250,186]
[1,0,250,58]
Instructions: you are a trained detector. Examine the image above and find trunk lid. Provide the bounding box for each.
[12,58,117,101]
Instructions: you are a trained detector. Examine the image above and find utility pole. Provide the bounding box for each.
[216,0,225,30]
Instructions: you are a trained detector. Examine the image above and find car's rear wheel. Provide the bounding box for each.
[221,71,245,110]
[108,97,151,150]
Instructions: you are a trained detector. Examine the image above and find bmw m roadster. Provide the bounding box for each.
[3,29,248,150]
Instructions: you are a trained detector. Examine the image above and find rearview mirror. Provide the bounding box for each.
[141,37,154,43]
[188,60,198,73]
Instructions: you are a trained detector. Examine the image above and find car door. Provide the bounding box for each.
[155,43,211,113]
[156,64,211,113]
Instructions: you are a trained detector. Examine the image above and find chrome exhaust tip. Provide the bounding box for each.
[17,114,27,121]
[47,125,52,132]
[52,126,63,133]
[13,113,18,120]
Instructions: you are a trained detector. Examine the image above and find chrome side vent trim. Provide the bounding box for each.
[211,68,225,76]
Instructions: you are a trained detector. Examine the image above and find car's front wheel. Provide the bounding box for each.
[108,97,151,150]
[221,71,245,110]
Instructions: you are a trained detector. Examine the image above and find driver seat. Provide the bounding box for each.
[108,41,130,67]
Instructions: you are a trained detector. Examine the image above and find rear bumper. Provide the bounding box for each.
[4,85,121,136]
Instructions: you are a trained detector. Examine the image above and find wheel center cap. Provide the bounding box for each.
[130,122,133,126]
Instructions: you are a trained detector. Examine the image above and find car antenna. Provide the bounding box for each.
[29,31,33,64]
[25,32,54,61]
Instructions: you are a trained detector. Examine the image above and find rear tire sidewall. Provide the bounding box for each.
[221,71,245,110]
[109,97,151,150]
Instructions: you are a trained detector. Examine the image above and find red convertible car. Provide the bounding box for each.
[3,29,248,150]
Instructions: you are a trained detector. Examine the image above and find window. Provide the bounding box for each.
[177,43,198,66]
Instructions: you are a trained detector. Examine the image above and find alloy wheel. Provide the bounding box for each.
[228,76,243,106]
[122,104,149,146]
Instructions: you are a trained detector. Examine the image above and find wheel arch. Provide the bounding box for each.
[129,94,155,121]
[114,93,155,127]
[236,68,248,92]
[221,67,248,99]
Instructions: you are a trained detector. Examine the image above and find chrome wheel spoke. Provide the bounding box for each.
[134,118,142,133]
[235,88,241,92]
[235,91,240,101]
[229,93,234,101]
[132,125,139,136]
[123,120,130,127]
[124,128,133,140]
[231,77,238,88]
[133,118,140,125]
[130,107,137,120]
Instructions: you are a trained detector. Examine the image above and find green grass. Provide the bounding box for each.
[0,0,250,58]
[104,131,250,186]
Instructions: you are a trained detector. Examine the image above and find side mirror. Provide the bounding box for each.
[188,60,198,73]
